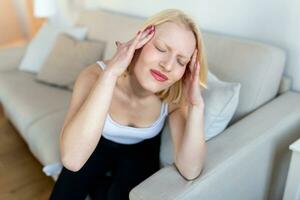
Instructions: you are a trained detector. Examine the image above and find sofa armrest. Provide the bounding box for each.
[130,91,300,200]
[0,44,27,72]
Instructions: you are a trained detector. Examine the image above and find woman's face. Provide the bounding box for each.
[133,21,196,93]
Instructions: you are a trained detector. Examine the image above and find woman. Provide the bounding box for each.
[50,8,208,200]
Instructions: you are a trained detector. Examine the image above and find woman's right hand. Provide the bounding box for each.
[105,25,155,77]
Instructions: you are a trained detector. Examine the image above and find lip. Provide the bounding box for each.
[150,69,168,82]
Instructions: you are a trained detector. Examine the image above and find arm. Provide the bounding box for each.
[174,105,206,180]
[61,28,152,172]
[168,49,207,180]
[168,104,206,181]
[60,63,118,171]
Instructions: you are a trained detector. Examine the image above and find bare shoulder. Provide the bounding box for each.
[72,59,113,97]
[71,62,104,98]
[75,65,96,87]
[59,62,105,133]
[76,60,109,86]
[59,63,99,135]
[168,103,184,115]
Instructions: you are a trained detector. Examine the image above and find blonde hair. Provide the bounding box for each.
[126,9,208,106]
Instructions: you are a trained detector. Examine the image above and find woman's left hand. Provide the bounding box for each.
[182,49,205,109]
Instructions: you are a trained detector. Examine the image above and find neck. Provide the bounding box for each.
[117,72,154,103]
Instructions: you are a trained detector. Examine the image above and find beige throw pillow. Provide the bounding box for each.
[36,33,105,89]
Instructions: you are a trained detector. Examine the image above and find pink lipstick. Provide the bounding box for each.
[150,69,168,82]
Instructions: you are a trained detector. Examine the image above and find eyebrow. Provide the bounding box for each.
[156,38,190,60]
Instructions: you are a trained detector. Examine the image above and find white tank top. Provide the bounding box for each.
[96,61,169,144]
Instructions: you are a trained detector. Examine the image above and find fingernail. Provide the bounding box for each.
[149,29,155,34]
[145,25,152,31]
[150,25,155,31]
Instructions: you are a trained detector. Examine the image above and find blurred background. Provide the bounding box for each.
[1,0,299,90]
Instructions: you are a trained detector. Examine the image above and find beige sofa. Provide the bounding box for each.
[1,9,300,200]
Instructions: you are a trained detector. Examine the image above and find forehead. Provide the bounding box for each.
[153,22,196,58]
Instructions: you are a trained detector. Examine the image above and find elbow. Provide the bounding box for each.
[60,145,83,172]
[173,162,204,181]
[61,156,83,172]
[183,169,202,181]
[59,133,83,172]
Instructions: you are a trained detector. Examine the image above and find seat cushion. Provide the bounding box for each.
[0,70,72,140]
[26,109,67,169]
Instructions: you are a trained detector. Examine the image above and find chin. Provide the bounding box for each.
[135,66,170,93]
[142,81,160,93]
[139,77,166,93]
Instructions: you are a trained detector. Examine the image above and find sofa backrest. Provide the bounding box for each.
[75,9,144,61]
[202,33,286,124]
[75,9,287,125]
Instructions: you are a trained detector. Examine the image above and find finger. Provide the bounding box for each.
[126,26,153,48]
[123,25,152,47]
[194,61,200,83]
[188,50,196,75]
[115,41,122,48]
[191,49,198,72]
[188,50,197,81]
[136,26,155,49]
[128,30,143,53]
[140,25,155,40]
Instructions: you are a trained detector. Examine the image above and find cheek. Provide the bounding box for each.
[179,68,189,81]
[180,66,188,76]
[171,69,186,83]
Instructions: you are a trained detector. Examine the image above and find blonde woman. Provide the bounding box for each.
[50,8,208,200]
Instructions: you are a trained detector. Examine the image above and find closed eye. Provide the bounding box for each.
[178,60,185,66]
[155,45,185,66]
[155,45,166,52]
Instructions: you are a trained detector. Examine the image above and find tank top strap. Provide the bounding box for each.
[96,60,106,70]
[161,101,168,116]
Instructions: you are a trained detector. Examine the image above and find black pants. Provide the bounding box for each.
[49,131,162,200]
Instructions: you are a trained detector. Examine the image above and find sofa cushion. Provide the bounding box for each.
[203,32,286,125]
[26,109,67,170]
[36,33,105,90]
[75,10,144,60]
[18,21,88,73]
[160,70,241,167]
[0,70,72,140]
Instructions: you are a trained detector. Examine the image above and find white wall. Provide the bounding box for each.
[0,0,24,45]
[81,0,299,92]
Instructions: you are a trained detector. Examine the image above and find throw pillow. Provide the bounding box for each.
[19,21,88,73]
[36,33,105,89]
[160,70,241,167]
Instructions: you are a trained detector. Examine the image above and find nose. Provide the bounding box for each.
[159,56,174,72]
